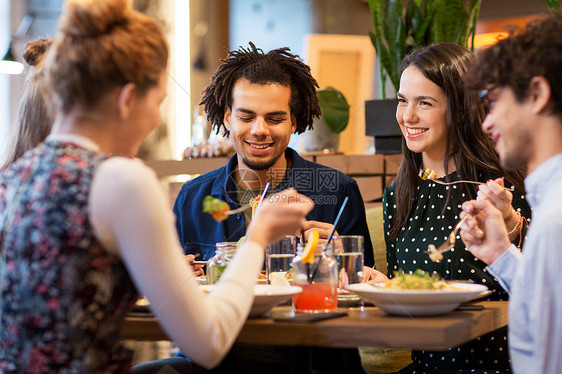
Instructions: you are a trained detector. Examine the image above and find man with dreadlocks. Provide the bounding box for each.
[174,43,376,270]
[172,43,378,373]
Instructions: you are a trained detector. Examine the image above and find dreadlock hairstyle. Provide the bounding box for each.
[389,43,526,241]
[201,42,321,136]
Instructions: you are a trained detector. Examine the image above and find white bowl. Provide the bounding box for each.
[200,284,302,317]
[346,282,488,316]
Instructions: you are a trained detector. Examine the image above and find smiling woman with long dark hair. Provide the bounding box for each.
[384,43,530,373]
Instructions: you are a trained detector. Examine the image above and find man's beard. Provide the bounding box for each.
[501,152,528,171]
[241,152,283,171]
[500,127,531,171]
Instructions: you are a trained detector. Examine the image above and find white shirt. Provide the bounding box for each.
[48,134,264,369]
[488,153,562,374]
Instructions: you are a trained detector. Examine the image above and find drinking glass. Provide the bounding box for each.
[334,235,364,289]
[292,241,338,312]
[266,235,296,285]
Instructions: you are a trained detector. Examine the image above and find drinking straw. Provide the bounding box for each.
[310,196,349,282]
[325,196,349,246]
[256,182,270,210]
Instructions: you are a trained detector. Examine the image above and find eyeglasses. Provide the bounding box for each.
[478,85,501,113]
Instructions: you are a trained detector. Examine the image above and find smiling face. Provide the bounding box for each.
[396,66,449,161]
[224,78,296,171]
[481,87,533,171]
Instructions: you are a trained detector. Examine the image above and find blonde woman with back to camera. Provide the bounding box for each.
[0,0,313,372]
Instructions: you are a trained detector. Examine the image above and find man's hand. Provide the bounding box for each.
[460,200,512,265]
[476,177,520,234]
[185,254,205,277]
[300,220,338,245]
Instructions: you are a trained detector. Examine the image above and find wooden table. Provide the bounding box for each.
[122,301,507,351]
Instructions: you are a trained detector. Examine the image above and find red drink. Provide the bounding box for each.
[293,283,337,312]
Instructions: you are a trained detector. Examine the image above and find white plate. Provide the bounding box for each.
[200,284,302,316]
[346,282,489,316]
[198,276,269,285]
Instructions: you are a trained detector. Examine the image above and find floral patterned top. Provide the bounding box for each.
[0,141,138,373]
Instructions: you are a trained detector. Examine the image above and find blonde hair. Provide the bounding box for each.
[1,39,53,170]
[46,0,169,113]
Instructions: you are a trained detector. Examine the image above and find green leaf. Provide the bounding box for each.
[547,0,561,11]
[369,0,385,40]
[318,87,350,134]
[370,31,389,99]
[467,0,482,50]
[413,1,435,47]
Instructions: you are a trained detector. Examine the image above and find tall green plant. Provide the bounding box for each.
[368,0,481,99]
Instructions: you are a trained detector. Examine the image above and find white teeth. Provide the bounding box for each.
[407,128,427,135]
[250,144,270,149]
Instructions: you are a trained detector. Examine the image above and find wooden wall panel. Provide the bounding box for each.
[315,154,384,175]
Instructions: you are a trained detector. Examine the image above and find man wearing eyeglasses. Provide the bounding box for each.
[460,13,562,374]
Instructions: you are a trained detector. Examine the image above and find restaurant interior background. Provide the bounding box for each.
[0,0,555,370]
[0,0,552,163]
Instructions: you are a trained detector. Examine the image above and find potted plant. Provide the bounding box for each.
[365,0,482,153]
[301,87,350,153]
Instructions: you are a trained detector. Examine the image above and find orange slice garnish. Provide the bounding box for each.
[301,230,319,264]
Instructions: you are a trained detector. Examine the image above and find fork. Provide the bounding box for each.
[430,179,514,191]
[428,214,471,261]
[226,182,271,216]
[224,204,252,216]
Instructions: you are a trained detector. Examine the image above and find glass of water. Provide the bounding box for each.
[334,235,364,289]
[266,235,297,285]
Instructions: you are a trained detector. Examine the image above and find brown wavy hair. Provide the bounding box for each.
[45,0,168,114]
[389,43,526,241]
[1,39,53,170]
[201,42,321,136]
[466,12,562,121]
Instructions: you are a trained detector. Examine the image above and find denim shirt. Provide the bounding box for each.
[173,148,375,267]
[488,153,562,374]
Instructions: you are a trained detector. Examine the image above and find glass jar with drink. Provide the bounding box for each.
[206,242,237,284]
[291,241,338,312]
